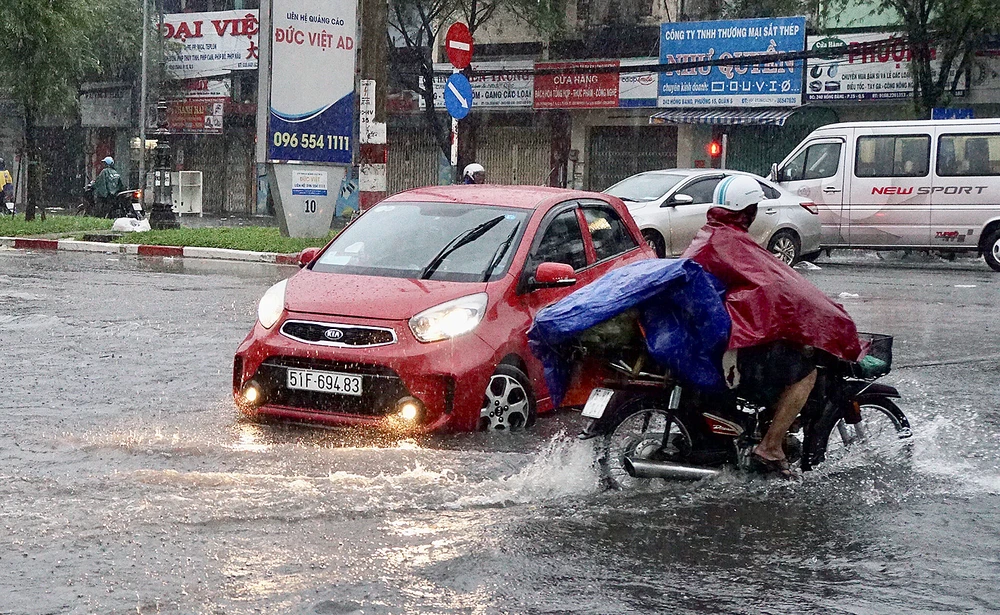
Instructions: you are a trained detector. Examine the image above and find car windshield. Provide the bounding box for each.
[605,173,687,203]
[311,202,529,282]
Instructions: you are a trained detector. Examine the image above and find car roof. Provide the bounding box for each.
[623,168,767,180]
[384,184,607,210]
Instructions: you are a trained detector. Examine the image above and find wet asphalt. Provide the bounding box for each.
[0,248,998,615]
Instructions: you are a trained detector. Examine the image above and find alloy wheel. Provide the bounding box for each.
[480,373,530,431]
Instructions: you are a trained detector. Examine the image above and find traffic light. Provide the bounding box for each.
[707,140,723,158]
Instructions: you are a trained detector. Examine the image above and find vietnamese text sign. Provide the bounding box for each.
[658,17,805,107]
[268,0,357,164]
[534,61,619,109]
[425,61,534,110]
[166,100,224,134]
[291,170,329,196]
[162,10,259,79]
[806,33,966,101]
[80,83,132,128]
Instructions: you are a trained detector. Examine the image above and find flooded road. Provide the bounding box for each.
[1,249,998,614]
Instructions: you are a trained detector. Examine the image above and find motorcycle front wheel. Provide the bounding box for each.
[828,397,911,453]
[598,397,695,490]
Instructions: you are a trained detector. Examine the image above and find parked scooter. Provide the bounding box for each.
[78,182,144,219]
[574,332,911,488]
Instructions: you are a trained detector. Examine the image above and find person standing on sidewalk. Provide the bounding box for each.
[0,158,13,214]
[92,157,125,218]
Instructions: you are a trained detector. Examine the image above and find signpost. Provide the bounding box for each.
[443,22,473,182]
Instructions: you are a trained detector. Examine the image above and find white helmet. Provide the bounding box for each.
[712,175,764,211]
[463,163,485,179]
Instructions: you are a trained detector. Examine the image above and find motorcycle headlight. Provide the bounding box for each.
[409,293,488,343]
[257,279,287,329]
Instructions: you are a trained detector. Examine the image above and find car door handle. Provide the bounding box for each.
[764,208,778,215]
[822,187,842,194]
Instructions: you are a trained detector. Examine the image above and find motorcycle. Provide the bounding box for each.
[573,331,912,488]
[78,183,144,220]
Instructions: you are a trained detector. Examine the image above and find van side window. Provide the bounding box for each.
[855,135,930,178]
[782,142,842,181]
[937,134,1000,176]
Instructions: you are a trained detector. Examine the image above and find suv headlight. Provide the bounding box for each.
[409,293,488,343]
[257,279,287,329]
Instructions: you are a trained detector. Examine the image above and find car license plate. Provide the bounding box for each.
[286,368,363,396]
[581,388,614,419]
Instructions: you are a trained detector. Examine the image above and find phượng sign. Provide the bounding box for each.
[267,0,357,164]
[658,17,805,108]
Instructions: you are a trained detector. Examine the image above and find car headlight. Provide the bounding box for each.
[409,293,488,343]
[257,279,287,329]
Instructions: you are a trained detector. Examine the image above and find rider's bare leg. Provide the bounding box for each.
[754,368,817,462]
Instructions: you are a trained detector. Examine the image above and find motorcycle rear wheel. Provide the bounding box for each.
[598,397,695,490]
[829,397,911,452]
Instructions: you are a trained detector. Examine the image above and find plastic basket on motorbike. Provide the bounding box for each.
[853,333,893,379]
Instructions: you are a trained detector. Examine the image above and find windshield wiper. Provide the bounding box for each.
[481,221,521,282]
[420,215,507,280]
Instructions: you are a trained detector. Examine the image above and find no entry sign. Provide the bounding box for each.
[445,22,473,69]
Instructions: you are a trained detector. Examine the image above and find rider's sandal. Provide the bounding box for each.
[750,452,801,480]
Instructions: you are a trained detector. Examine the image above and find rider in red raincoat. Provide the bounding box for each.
[682,175,864,477]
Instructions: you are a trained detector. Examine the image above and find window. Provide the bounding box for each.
[676,177,723,204]
[781,142,842,181]
[757,181,780,200]
[532,209,588,271]
[582,206,638,261]
[937,134,1000,176]
[855,135,930,178]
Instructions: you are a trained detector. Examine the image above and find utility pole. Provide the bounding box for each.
[138,0,149,191]
[357,0,388,211]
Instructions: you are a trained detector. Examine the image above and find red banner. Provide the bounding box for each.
[166,99,225,134]
[533,61,620,109]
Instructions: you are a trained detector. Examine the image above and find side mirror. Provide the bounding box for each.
[531,262,577,289]
[665,193,694,207]
[769,163,779,182]
[298,247,320,268]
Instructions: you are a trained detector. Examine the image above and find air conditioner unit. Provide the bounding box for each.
[170,171,203,216]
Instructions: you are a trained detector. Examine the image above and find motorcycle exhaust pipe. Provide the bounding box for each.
[624,457,720,481]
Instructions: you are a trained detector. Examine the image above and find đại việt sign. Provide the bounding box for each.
[162,10,259,79]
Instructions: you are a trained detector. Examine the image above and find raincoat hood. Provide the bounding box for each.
[683,208,865,362]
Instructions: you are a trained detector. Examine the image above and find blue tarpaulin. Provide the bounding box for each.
[527,258,731,406]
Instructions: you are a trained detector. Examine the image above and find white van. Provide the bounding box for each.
[772,119,1000,271]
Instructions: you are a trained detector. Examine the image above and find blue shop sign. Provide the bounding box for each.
[658,17,806,108]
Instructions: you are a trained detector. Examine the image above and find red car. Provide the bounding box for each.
[233,185,654,432]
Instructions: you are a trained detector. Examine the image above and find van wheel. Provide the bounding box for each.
[984,229,1000,272]
[768,230,801,266]
[642,230,666,258]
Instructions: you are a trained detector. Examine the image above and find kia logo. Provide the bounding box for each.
[324,328,345,341]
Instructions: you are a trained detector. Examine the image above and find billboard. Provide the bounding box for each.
[658,17,805,107]
[534,61,620,109]
[267,0,357,164]
[162,10,259,79]
[806,33,966,101]
[425,61,534,110]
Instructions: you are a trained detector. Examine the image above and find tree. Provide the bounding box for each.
[387,0,566,168]
[0,0,142,220]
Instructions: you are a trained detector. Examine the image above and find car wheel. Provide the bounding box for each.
[768,230,801,266]
[642,230,666,258]
[479,364,536,431]
[983,228,1000,272]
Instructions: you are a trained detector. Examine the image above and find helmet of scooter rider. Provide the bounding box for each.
[102,156,115,166]
[712,174,764,211]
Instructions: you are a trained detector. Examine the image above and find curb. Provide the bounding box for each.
[0,236,300,266]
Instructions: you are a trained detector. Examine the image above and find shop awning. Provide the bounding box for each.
[649,108,798,126]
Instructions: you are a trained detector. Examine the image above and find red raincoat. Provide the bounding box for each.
[682,207,865,362]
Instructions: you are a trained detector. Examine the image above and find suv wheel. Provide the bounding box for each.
[768,230,800,266]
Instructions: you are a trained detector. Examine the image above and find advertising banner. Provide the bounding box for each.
[175,78,232,99]
[425,61,534,109]
[268,0,357,164]
[80,83,132,128]
[619,59,659,107]
[658,17,805,107]
[162,10,259,79]
[166,100,225,134]
[806,33,966,101]
[534,61,620,109]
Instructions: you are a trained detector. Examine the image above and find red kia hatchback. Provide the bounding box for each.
[233,185,653,432]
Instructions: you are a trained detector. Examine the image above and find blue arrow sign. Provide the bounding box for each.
[444,73,473,120]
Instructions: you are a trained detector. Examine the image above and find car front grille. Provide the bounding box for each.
[255,357,408,417]
[280,320,397,348]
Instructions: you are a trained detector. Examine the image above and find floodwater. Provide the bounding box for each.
[1,249,998,614]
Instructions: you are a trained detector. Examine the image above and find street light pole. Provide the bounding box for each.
[138,0,149,191]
